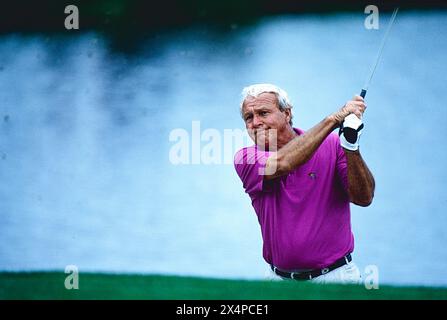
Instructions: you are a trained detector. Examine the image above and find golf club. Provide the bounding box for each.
[342,7,399,144]
[361,7,400,99]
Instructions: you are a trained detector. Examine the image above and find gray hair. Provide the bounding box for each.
[240,83,293,125]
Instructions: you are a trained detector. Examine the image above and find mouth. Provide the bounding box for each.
[254,128,269,136]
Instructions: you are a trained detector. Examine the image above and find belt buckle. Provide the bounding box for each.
[321,268,330,275]
[290,272,295,280]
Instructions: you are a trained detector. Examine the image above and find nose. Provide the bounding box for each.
[252,114,263,128]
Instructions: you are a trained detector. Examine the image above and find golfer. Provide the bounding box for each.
[234,84,375,284]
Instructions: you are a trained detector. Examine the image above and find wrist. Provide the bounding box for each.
[343,147,360,154]
[326,115,340,128]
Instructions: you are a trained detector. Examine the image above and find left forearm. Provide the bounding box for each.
[344,149,375,207]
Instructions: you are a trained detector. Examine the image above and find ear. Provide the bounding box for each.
[283,108,291,123]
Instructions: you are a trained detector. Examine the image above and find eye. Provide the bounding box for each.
[244,115,253,122]
[260,111,268,116]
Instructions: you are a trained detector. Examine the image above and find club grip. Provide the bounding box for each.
[360,89,367,98]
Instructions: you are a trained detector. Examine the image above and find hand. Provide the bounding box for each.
[339,114,364,151]
[330,95,367,125]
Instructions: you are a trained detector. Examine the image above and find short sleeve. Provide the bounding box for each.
[234,147,274,197]
[335,135,349,192]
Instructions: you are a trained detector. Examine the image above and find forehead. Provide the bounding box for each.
[242,92,278,113]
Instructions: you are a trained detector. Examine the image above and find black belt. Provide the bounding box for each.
[270,253,352,281]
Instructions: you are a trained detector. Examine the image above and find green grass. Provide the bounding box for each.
[1,272,446,300]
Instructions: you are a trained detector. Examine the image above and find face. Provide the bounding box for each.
[242,92,292,150]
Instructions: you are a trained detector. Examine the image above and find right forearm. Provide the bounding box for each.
[278,116,338,170]
[265,116,338,179]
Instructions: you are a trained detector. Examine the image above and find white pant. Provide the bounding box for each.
[265,262,362,285]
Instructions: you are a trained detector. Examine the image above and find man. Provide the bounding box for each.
[234,84,375,284]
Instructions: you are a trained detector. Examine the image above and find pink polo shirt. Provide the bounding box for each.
[234,128,353,270]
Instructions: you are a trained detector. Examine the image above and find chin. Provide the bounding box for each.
[255,140,269,151]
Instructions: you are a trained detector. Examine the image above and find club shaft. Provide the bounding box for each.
[361,7,399,98]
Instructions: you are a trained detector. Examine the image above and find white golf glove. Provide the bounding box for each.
[339,114,364,151]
